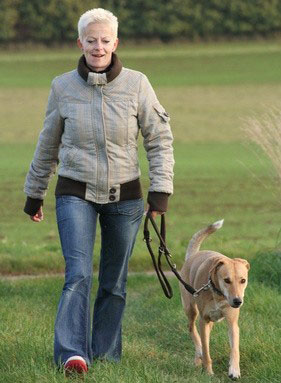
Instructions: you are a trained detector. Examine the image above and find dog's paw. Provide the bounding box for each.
[194,356,202,367]
[206,367,214,376]
[228,366,241,380]
[228,374,240,381]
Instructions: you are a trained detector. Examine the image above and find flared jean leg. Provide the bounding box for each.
[54,196,97,366]
[92,199,144,361]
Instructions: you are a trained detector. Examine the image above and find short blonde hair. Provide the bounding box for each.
[78,8,118,40]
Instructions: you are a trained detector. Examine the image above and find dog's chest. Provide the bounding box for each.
[208,308,225,322]
[204,301,228,322]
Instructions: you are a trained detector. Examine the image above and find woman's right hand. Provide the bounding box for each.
[30,206,44,223]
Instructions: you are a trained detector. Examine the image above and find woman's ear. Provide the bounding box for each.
[77,38,83,50]
[113,38,119,52]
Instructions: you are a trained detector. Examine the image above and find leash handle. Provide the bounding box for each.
[144,212,197,298]
[144,213,173,298]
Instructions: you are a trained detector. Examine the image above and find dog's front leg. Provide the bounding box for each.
[226,313,240,379]
[199,318,214,375]
[187,304,202,366]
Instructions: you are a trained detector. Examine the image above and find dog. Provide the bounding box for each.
[179,220,250,379]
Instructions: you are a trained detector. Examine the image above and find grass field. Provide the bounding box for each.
[1,40,281,382]
[0,273,280,383]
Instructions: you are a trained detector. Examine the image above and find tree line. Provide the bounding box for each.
[1,0,281,43]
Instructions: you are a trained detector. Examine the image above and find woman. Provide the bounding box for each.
[24,8,174,376]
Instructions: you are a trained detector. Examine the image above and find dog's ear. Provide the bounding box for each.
[209,259,224,277]
[234,258,250,270]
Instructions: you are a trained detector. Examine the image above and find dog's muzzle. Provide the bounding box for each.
[231,298,242,308]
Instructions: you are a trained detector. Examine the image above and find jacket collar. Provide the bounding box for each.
[77,53,122,85]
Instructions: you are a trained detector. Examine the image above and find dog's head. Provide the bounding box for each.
[210,258,250,308]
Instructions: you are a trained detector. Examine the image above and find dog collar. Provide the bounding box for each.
[209,277,225,297]
[192,277,225,298]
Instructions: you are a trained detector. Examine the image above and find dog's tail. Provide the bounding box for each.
[185,219,224,260]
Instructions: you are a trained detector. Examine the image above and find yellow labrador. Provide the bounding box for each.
[180,220,250,379]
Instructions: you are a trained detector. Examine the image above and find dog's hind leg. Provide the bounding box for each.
[187,303,202,366]
[199,318,214,375]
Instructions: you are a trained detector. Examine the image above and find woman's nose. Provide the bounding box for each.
[94,40,102,50]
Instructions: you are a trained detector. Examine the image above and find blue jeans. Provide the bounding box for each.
[54,195,144,366]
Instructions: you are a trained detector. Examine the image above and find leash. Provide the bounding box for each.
[143,212,224,299]
[143,212,197,299]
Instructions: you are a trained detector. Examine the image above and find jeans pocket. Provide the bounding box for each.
[56,195,84,206]
[55,195,88,221]
[116,198,144,216]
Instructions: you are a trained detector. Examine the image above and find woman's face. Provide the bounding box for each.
[77,22,118,72]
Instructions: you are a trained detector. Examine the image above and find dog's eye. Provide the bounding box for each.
[241,279,246,284]
[224,278,231,284]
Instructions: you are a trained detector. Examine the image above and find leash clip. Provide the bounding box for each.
[159,246,172,259]
[159,246,164,254]
[143,237,152,243]
[193,280,211,298]
[143,229,152,243]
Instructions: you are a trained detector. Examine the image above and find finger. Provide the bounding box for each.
[30,214,42,222]
[150,211,162,219]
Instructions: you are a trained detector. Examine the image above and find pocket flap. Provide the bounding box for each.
[153,102,170,122]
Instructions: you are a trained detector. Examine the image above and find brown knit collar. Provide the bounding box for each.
[77,53,122,84]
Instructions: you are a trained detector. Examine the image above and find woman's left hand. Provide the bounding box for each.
[146,204,164,219]
[149,210,163,219]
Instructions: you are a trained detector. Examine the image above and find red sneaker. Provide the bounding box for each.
[64,356,88,377]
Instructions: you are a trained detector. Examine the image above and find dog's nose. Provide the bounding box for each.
[232,298,242,308]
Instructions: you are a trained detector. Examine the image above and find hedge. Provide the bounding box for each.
[1,0,281,43]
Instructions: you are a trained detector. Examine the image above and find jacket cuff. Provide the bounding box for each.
[147,192,170,213]
[24,197,43,216]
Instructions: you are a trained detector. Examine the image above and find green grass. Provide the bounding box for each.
[0,274,280,383]
[250,251,281,291]
[2,40,281,88]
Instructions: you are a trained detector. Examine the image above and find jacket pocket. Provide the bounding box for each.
[61,102,94,144]
[103,99,129,146]
[153,102,170,122]
[59,145,78,168]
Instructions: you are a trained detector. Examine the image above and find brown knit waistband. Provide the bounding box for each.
[55,176,142,202]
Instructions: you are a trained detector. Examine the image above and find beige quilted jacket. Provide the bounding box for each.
[24,55,174,205]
